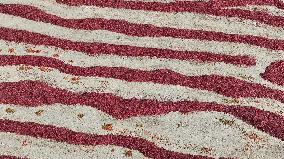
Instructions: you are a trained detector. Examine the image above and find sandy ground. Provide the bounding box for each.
[0,0,284,159]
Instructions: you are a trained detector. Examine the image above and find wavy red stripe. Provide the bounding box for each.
[0,119,212,159]
[56,0,284,10]
[211,0,276,8]
[0,156,26,159]
[0,81,283,140]
[1,4,284,52]
[55,0,277,9]
[54,0,284,28]
[55,0,215,10]
[0,27,255,66]
[213,0,284,9]
[261,60,284,86]
[0,55,281,102]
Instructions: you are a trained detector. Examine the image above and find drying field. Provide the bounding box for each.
[0,0,284,158]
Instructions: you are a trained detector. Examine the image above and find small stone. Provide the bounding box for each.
[136,123,143,128]
[245,132,262,141]
[53,54,59,58]
[5,108,15,113]
[21,139,29,146]
[18,65,32,71]
[35,110,44,116]
[102,123,113,131]
[223,98,240,104]
[26,48,41,53]
[200,147,212,154]
[8,48,14,53]
[70,77,80,84]
[219,118,234,126]
[124,150,132,157]
[77,113,84,118]
[39,67,52,72]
